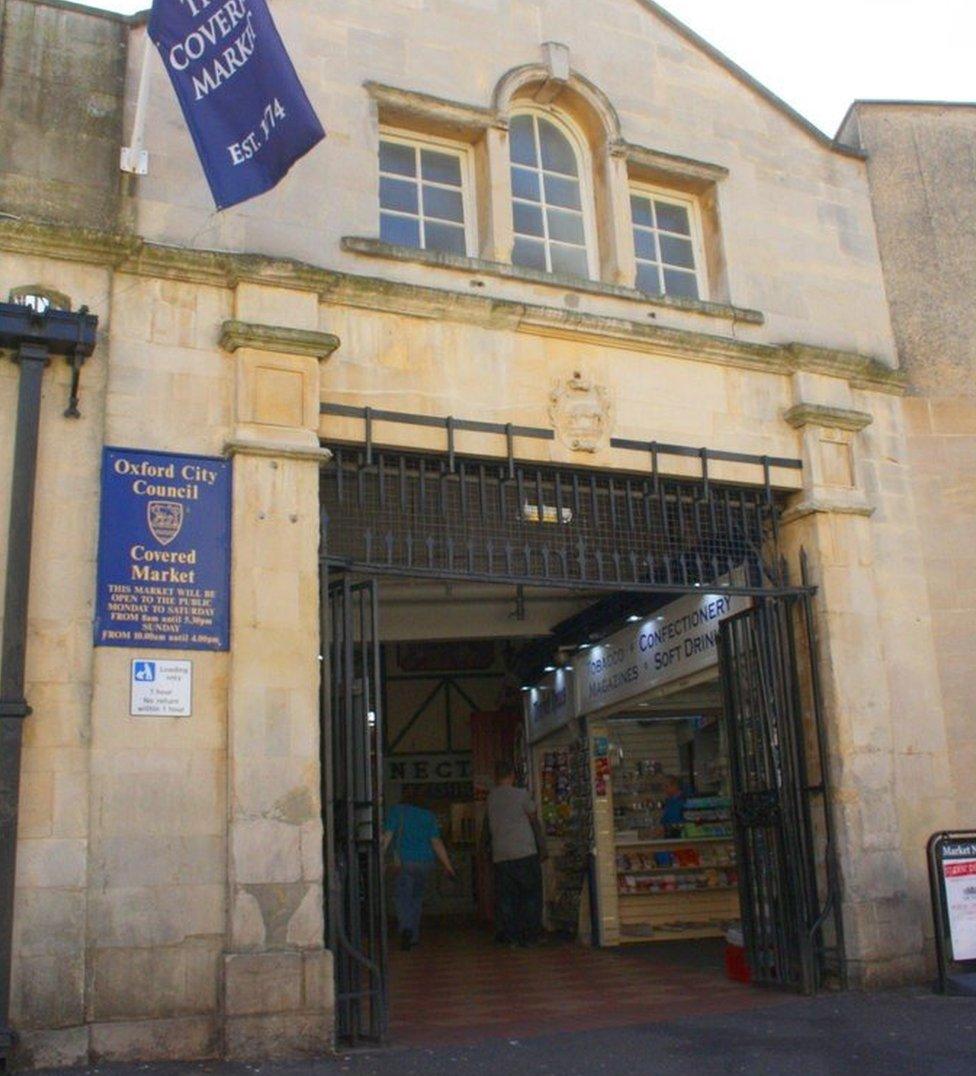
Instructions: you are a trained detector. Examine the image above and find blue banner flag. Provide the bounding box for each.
[148,0,325,209]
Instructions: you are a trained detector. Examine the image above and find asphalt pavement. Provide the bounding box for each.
[34,990,976,1076]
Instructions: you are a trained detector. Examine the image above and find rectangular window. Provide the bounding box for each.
[378,133,473,257]
[630,188,705,301]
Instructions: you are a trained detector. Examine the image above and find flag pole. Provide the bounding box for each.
[120,29,153,175]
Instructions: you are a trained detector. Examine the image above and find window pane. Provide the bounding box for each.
[547,208,585,245]
[420,149,462,186]
[425,221,467,255]
[511,166,540,202]
[379,140,416,177]
[380,212,421,248]
[510,115,538,166]
[544,173,581,210]
[379,175,418,214]
[423,184,464,223]
[513,237,547,270]
[660,234,696,270]
[550,243,589,278]
[633,229,657,261]
[636,262,662,295]
[663,268,699,299]
[538,118,578,176]
[513,201,544,237]
[655,200,691,235]
[630,195,653,227]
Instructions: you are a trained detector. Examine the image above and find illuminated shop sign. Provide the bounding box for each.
[524,665,576,744]
[574,591,752,715]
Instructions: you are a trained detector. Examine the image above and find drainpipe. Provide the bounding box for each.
[0,301,97,1067]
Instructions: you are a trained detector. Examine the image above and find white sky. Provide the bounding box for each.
[87,0,975,135]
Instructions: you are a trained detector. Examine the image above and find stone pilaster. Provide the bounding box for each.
[220,286,337,1058]
[599,143,637,287]
[476,122,514,263]
[779,373,948,985]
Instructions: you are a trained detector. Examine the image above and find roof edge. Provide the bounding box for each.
[636,1,866,161]
[836,98,976,143]
[13,0,148,23]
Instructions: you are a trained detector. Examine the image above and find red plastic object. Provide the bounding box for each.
[724,943,752,984]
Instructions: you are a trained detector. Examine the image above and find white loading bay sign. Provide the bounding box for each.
[130,658,192,717]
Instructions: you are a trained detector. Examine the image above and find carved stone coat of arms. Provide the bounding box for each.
[549,372,613,453]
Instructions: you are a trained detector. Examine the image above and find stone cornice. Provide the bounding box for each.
[615,140,729,186]
[781,344,904,393]
[780,500,875,525]
[365,81,496,139]
[224,438,333,464]
[341,236,763,324]
[0,217,907,395]
[219,320,340,360]
[783,403,875,431]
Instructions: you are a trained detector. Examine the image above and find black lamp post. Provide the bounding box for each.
[0,300,98,1066]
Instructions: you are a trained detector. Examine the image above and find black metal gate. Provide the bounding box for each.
[321,575,388,1045]
[718,594,844,993]
[321,444,792,596]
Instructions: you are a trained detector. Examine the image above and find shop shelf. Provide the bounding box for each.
[618,926,727,943]
[615,836,734,848]
[617,883,739,895]
[615,865,735,875]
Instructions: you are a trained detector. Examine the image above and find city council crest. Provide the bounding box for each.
[549,372,613,453]
[147,501,184,546]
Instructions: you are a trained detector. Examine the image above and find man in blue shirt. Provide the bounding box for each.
[382,793,456,950]
[661,774,687,836]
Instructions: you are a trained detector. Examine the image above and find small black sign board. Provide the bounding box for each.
[927,831,976,995]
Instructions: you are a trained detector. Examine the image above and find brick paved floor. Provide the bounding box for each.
[387,923,778,1045]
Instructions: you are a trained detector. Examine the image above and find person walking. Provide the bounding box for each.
[485,760,547,947]
[383,793,456,950]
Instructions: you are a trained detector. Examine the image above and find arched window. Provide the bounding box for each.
[509,111,594,279]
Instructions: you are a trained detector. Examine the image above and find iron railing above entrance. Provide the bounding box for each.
[320,402,803,479]
[321,444,791,595]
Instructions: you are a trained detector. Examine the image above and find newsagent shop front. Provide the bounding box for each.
[523,584,835,992]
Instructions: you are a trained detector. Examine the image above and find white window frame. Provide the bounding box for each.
[508,106,599,281]
[629,182,708,302]
[378,127,478,257]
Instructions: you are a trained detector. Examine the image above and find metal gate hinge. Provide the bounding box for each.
[0,698,32,719]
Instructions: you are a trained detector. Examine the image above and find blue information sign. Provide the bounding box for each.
[94,447,231,651]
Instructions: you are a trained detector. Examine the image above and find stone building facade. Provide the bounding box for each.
[837,103,976,834]
[0,0,968,1067]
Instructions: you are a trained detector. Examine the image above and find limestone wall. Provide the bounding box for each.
[838,103,976,399]
[840,103,976,855]
[0,252,113,1067]
[81,272,233,1063]
[0,0,127,229]
[123,0,897,361]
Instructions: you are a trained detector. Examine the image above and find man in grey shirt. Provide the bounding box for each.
[485,760,546,946]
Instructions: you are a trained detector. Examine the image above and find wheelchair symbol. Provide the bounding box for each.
[133,661,156,682]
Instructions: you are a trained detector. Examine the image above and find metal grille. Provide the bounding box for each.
[719,599,826,993]
[323,576,388,1045]
[321,445,784,594]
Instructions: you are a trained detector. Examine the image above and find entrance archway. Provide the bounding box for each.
[318,440,843,1047]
